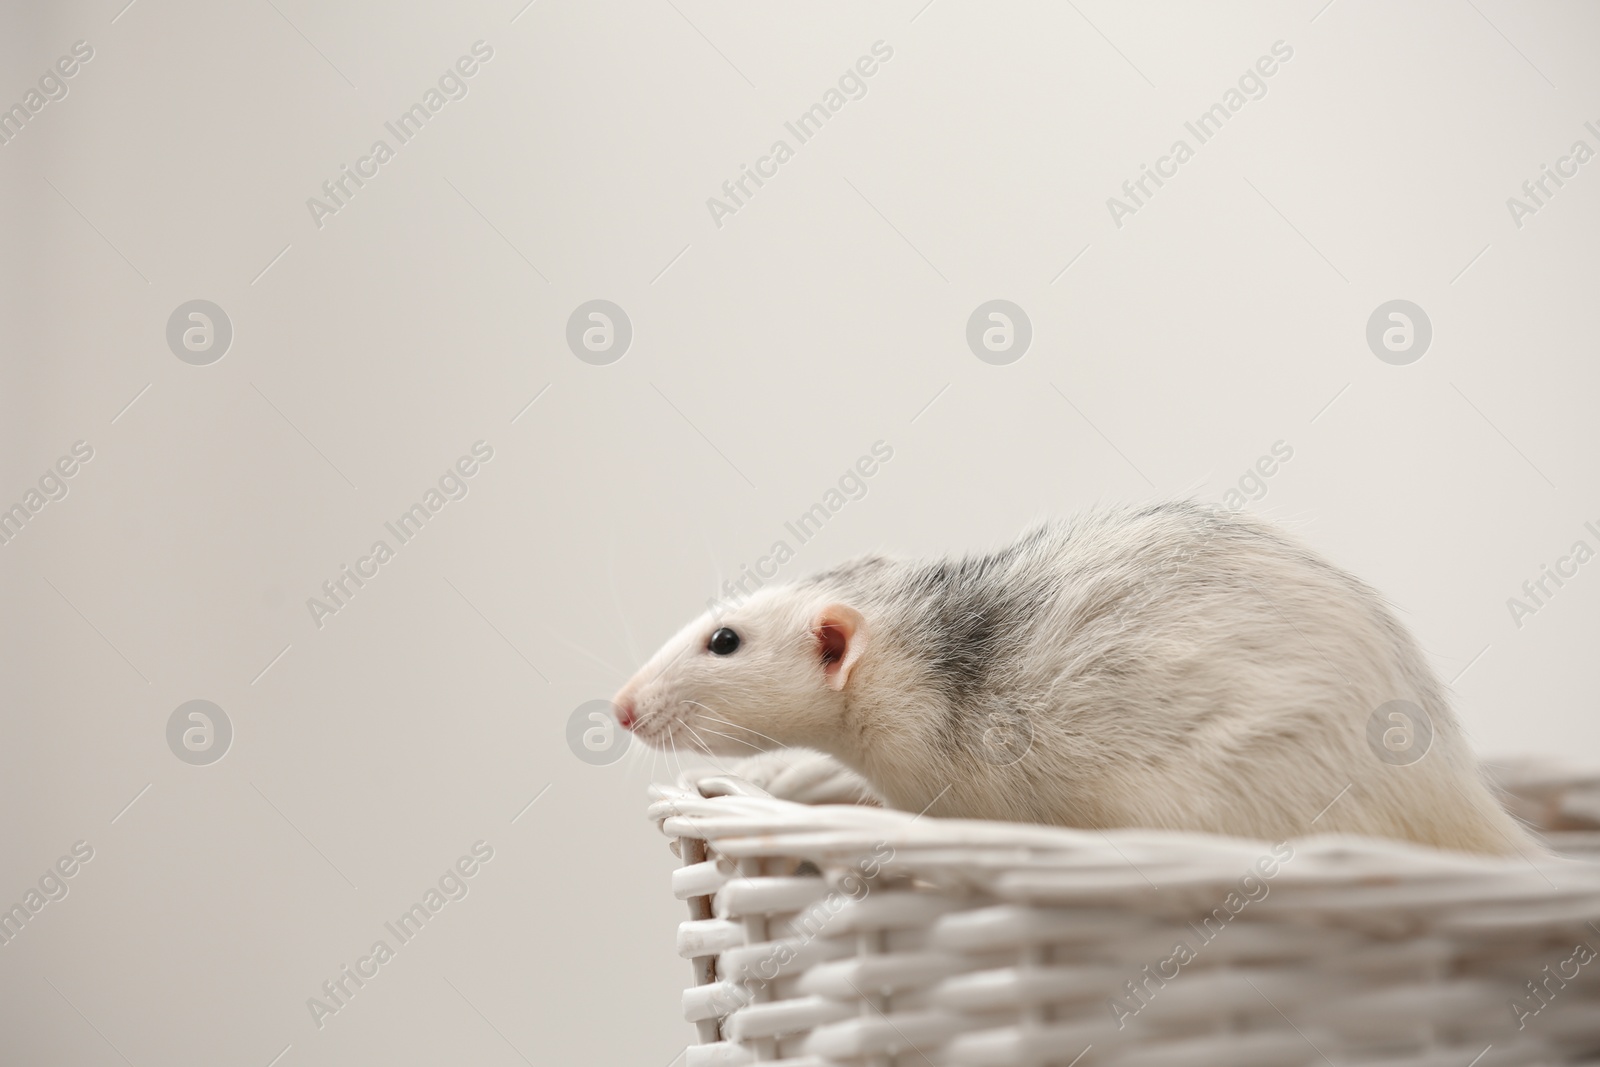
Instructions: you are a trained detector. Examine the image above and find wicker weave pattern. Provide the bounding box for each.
[650,766,1600,1067]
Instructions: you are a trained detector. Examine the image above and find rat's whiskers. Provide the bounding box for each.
[696,726,765,753]
[680,700,787,749]
[633,699,682,737]
[696,711,789,752]
[667,728,687,785]
[681,724,735,773]
[680,723,714,758]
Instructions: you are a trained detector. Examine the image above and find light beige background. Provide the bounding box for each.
[2,0,1597,1063]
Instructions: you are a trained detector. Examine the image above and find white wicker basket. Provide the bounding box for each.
[648,759,1600,1067]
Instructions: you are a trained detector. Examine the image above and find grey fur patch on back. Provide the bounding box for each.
[899,549,1050,706]
[805,505,1384,757]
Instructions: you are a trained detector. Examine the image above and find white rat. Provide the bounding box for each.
[615,503,1535,855]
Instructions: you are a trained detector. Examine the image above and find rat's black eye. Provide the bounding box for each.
[708,627,741,655]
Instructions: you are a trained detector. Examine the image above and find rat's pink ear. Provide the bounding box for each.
[813,603,867,691]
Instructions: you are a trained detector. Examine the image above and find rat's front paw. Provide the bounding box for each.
[724,749,881,807]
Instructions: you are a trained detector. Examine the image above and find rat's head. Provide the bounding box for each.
[612,586,868,756]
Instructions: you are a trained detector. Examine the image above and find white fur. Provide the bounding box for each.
[617,507,1537,855]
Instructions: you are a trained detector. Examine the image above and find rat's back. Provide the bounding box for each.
[826,504,1533,855]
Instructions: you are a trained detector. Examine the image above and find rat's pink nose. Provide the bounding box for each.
[614,698,636,730]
